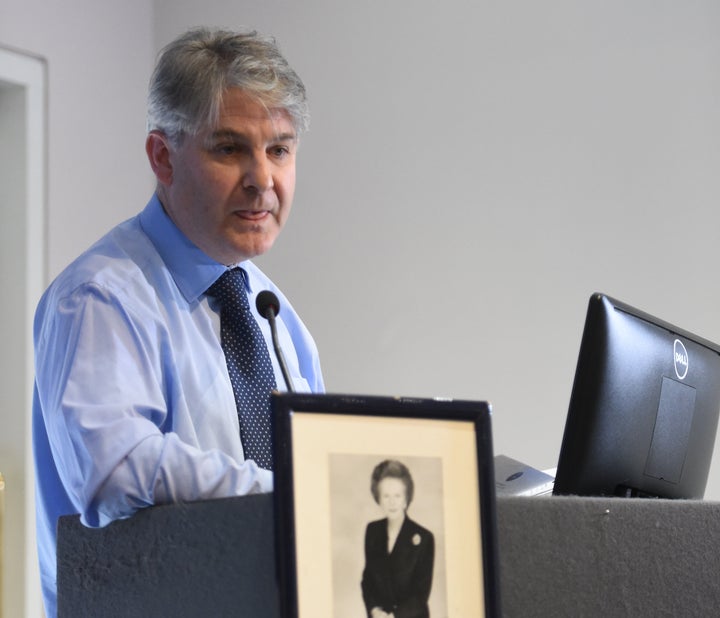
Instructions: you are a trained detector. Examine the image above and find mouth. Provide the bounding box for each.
[235,209,271,221]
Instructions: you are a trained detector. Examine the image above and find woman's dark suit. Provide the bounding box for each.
[361,516,435,618]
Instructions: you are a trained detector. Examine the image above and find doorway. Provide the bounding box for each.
[0,44,47,618]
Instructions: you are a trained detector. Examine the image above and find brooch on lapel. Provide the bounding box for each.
[412,533,422,546]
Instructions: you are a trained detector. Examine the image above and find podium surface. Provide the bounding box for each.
[497,495,720,617]
[58,494,720,617]
[57,493,280,618]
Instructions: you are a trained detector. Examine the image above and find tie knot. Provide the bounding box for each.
[207,268,250,308]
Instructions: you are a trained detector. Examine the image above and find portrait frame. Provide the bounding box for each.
[271,392,501,618]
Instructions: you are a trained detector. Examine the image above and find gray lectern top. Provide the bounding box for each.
[57,491,720,617]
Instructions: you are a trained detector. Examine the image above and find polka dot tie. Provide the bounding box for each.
[207,268,276,470]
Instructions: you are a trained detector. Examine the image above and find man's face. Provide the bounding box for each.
[150,88,298,265]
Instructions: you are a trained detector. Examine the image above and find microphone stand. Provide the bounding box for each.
[256,291,295,393]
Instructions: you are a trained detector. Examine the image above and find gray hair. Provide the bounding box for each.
[147,27,309,142]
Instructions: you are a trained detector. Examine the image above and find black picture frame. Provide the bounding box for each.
[271,392,501,618]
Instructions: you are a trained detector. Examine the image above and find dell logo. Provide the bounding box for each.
[674,339,689,380]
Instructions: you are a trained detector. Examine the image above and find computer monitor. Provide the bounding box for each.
[553,293,720,499]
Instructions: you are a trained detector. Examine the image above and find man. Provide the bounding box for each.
[32,27,324,617]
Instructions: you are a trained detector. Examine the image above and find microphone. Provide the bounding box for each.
[256,290,295,393]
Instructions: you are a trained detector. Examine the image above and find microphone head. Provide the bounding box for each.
[256,290,280,320]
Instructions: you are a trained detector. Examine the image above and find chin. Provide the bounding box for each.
[234,232,278,260]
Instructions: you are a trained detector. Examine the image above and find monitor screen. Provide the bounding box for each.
[553,293,720,499]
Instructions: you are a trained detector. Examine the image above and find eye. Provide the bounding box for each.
[215,143,239,156]
[269,144,293,159]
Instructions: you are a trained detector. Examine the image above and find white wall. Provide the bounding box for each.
[154,1,720,496]
[0,0,156,279]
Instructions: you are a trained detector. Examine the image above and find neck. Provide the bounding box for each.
[387,513,405,531]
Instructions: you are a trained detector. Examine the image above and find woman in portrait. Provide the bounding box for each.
[361,459,435,618]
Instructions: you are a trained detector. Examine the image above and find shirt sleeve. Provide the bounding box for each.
[34,281,272,528]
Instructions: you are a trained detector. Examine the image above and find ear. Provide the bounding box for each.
[145,131,174,186]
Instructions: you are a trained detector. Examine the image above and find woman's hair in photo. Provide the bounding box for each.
[370,459,415,507]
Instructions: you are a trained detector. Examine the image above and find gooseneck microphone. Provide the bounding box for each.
[256,290,295,393]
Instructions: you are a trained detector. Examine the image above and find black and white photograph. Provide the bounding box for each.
[329,454,447,618]
[279,399,492,618]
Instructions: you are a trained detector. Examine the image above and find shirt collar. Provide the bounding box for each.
[138,194,252,302]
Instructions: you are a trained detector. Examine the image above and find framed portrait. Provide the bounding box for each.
[272,392,501,618]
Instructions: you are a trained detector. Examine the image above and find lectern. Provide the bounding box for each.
[58,494,720,617]
[57,493,280,617]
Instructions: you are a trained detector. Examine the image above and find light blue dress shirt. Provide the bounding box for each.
[33,194,324,617]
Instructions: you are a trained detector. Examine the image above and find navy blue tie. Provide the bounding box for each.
[207,268,276,469]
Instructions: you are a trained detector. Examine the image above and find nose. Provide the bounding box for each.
[242,154,274,194]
